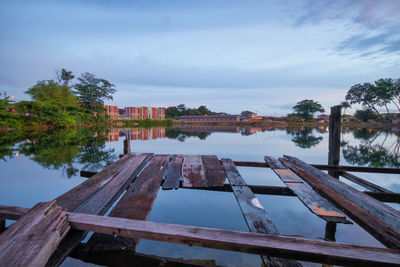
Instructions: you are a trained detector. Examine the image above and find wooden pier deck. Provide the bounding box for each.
[1,153,400,266]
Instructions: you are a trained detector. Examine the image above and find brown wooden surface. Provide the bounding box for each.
[87,154,171,251]
[0,201,70,267]
[265,156,349,224]
[182,155,206,187]
[47,153,153,266]
[67,211,400,266]
[202,155,226,187]
[328,105,341,177]
[71,243,218,267]
[281,156,400,249]
[2,204,400,266]
[341,171,392,193]
[163,154,183,190]
[233,160,400,174]
[221,158,300,266]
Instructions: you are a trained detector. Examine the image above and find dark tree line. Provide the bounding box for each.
[165,104,224,119]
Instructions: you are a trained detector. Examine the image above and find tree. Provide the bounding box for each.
[345,83,382,118]
[74,73,116,113]
[25,80,77,107]
[354,109,377,122]
[198,105,210,115]
[56,68,75,85]
[292,99,325,121]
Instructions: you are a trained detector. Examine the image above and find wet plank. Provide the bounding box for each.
[221,158,300,267]
[162,154,183,190]
[182,155,206,187]
[265,156,349,224]
[3,204,400,266]
[71,243,218,267]
[341,171,392,193]
[86,154,171,251]
[67,212,400,266]
[0,201,69,267]
[281,155,400,249]
[202,155,226,187]
[47,153,153,266]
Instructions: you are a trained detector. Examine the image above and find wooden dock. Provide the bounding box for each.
[1,153,400,266]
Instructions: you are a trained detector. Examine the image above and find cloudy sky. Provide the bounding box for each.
[1,0,399,115]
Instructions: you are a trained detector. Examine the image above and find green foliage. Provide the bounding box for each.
[165,127,211,141]
[354,109,378,122]
[74,72,116,113]
[0,93,22,128]
[25,80,77,107]
[343,144,400,168]
[291,99,325,121]
[286,127,323,148]
[165,104,214,119]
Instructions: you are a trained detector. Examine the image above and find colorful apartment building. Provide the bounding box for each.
[105,105,165,120]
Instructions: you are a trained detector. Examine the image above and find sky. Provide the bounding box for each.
[0,0,399,115]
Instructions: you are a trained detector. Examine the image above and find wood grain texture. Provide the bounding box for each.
[281,156,400,249]
[221,158,300,267]
[202,155,226,187]
[0,201,70,267]
[162,154,183,190]
[86,154,171,251]
[341,171,392,193]
[265,156,349,224]
[182,155,206,187]
[67,212,400,266]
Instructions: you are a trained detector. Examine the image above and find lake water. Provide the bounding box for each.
[0,125,399,266]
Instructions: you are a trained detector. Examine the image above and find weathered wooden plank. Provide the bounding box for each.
[328,105,341,178]
[55,154,136,211]
[0,201,69,267]
[221,158,300,267]
[75,153,153,215]
[281,156,400,249]
[3,205,400,266]
[341,171,392,193]
[182,155,206,187]
[233,161,400,174]
[70,243,218,267]
[265,156,349,224]
[86,154,171,251]
[202,155,226,187]
[163,154,183,190]
[67,212,400,266]
[46,153,153,267]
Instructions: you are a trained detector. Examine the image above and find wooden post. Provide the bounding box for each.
[328,105,341,178]
[324,222,337,242]
[123,134,131,155]
[0,219,5,234]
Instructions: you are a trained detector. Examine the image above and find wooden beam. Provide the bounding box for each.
[233,161,400,174]
[265,156,350,224]
[162,154,183,190]
[86,155,171,252]
[2,205,400,266]
[281,156,400,249]
[341,171,392,193]
[0,201,69,267]
[328,105,342,178]
[182,155,206,187]
[70,243,218,267]
[47,153,153,266]
[221,158,300,266]
[202,155,226,187]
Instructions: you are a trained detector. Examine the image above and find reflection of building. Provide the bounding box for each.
[106,128,166,142]
[177,125,240,133]
[179,115,240,122]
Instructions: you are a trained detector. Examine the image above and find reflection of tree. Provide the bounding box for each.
[287,127,323,149]
[165,128,211,142]
[15,127,117,178]
[343,128,400,167]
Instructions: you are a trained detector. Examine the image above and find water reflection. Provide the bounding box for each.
[286,127,323,149]
[342,128,400,167]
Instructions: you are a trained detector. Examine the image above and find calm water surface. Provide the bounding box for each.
[0,126,399,266]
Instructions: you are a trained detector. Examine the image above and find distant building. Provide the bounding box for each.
[105,105,165,120]
[104,105,119,120]
[316,114,329,122]
[179,115,240,122]
[240,111,256,121]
